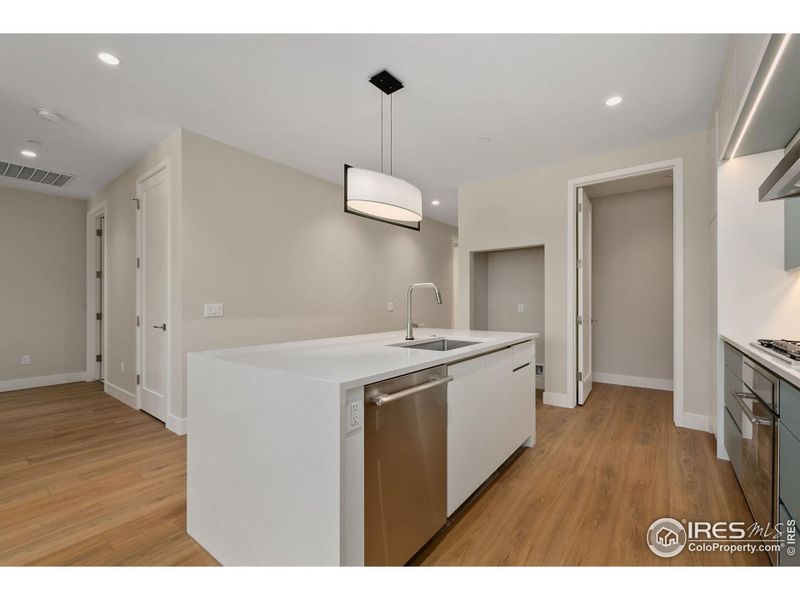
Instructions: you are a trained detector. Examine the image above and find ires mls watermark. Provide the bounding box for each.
[646,517,797,558]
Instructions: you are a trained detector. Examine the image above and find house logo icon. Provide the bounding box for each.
[647,518,687,558]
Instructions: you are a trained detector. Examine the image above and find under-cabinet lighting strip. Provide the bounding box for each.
[730,33,793,159]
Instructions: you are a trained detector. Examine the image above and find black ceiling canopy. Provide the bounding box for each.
[369,70,404,95]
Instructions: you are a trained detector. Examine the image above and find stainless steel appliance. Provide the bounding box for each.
[723,344,780,564]
[752,338,800,366]
[759,139,800,203]
[364,365,451,566]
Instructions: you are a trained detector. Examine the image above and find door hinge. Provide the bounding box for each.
[96,228,103,237]
[136,374,141,385]
[577,200,583,213]
[576,315,583,326]
[96,354,102,363]
[136,316,140,327]
[577,258,583,269]
[132,197,140,209]
[96,312,102,321]
[577,371,583,382]
[96,270,102,279]
[136,257,140,268]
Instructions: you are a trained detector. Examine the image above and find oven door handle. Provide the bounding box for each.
[731,391,772,426]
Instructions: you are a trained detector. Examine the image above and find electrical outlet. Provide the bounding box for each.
[20,355,31,365]
[387,301,395,312]
[517,303,525,313]
[347,399,362,433]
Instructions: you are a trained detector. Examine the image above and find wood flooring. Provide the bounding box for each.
[0,381,765,566]
[417,384,768,566]
[0,381,216,565]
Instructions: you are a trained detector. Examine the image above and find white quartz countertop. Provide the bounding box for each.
[721,334,800,389]
[193,328,537,389]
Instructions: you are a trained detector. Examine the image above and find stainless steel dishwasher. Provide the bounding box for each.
[364,365,452,566]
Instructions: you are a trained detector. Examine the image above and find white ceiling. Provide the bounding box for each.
[0,34,730,226]
[584,169,673,199]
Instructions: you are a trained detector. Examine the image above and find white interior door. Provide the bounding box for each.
[138,168,169,422]
[577,188,593,405]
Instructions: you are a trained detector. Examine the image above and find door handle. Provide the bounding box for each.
[370,375,453,406]
[153,323,166,331]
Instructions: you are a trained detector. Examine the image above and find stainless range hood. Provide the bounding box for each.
[759,140,800,202]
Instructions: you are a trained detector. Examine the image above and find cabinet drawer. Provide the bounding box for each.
[511,341,534,370]
[781,423,800,522]
[781,380,800,439]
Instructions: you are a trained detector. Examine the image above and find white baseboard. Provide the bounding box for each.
[167,414,187,436]
[593,372,674,391]
[543,391,572,408]
[676,412,710,433]
[104,381,137,409]
[0,371,86,393]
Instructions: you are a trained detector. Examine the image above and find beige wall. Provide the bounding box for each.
[95,129,456,422]
[472,247,545,367]
[0,186,86,382]
[591,188,673,381]
[179,130,456,417]
[89,130,182,409]
[457,130,713,416]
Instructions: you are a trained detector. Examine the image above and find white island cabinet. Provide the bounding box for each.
[187,328,537,566]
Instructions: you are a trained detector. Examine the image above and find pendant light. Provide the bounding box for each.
[345,70,422,230]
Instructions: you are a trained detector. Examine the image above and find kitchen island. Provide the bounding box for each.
[186,328,537,565]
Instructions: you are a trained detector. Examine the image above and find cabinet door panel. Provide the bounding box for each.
[512,363,535,449]
[446,356,488,516]
[485,348,514,466]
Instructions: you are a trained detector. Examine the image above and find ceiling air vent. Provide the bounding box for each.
[0,161,74,187]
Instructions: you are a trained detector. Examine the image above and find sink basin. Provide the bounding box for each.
[389,338,481,352]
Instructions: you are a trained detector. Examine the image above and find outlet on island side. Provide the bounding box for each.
[20,355,31,365]
[347,399,362,433]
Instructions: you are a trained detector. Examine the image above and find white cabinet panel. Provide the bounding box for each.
[512,363,535,450]
[447,347,528,517]
[511,341,534,370]
[446,355,488,516]
[486,348,514,465]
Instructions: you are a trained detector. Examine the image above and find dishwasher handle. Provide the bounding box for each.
[371,375,454,407]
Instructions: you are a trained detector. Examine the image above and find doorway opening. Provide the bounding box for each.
[566,159,684,426]
[470,245,545,389]
[86,205,106,382]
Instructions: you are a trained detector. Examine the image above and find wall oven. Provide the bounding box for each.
[723,344,779,564]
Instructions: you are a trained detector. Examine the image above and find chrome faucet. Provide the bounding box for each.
[406,283,443,340]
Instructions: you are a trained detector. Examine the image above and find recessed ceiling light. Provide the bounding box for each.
[478,137,491,144]
[36,108,63,123]
[605,95,623,107]
[97,52,121,66]
[20,149,37,158]
[431,200,440,206]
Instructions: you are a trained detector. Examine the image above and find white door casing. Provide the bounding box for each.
[577,188,593,405]
[565,158,684,427]
[137,165,169,422]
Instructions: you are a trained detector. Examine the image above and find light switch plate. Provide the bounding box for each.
[387,302,395,312]
[204,303,224,318]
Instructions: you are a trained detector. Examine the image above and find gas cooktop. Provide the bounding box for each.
[751,339,800,365]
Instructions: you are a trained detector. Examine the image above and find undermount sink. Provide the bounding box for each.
[389,338,481,352]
